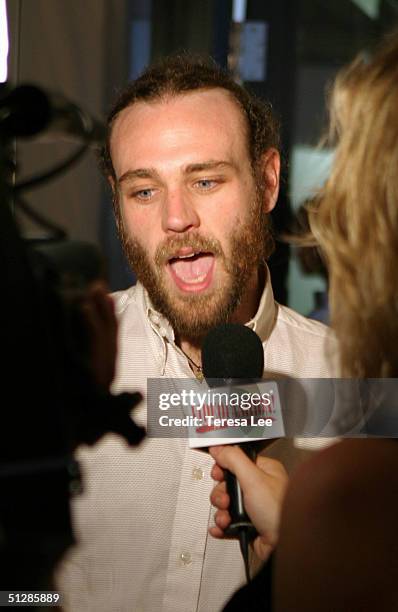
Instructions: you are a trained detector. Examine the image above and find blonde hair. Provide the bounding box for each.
[310,31,398,377]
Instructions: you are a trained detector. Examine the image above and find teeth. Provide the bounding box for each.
[179,273,206,283]
[178,252,197,259]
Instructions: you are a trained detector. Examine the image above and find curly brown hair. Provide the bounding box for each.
[100,53,280,184]
[310,31,398,376]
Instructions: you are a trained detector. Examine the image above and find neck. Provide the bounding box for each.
[178,266,264,369]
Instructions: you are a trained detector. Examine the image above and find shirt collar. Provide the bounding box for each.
[140,284,176,344]
[245,265,277,342]
[139,262,277,352]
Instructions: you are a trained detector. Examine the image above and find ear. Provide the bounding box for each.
[260,148,280,213]
[108,175,116,194]
[107,176,122,227]
[108,175,119,210]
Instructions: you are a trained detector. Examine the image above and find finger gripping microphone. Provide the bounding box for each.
[202,323,264,579]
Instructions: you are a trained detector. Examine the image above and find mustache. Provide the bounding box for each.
[154,234,224,265]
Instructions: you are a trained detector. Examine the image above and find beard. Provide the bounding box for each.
[118,195,273,340]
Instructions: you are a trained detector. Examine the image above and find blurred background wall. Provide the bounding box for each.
[5,0,398,315]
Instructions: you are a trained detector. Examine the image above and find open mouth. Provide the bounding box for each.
[167,248,215,292]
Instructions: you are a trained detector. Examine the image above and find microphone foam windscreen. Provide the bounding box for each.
[202,323,264,381]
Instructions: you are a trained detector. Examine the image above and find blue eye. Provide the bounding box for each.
[133,188,155,201]
[196,179,217,190]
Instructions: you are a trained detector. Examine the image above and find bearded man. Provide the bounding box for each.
[56,55,337,612]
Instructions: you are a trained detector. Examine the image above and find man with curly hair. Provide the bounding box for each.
[56,54,337,612]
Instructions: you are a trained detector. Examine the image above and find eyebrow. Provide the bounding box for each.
[117,168,161,185]
[117,160,236,186]
[184,160,237,173]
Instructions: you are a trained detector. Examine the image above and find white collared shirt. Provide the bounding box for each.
[56,271,340,612]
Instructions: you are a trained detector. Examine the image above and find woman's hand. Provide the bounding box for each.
[209,445,288,561]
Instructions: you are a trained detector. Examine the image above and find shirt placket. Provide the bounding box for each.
[161,444,213,612]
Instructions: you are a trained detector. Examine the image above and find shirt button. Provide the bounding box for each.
[179,551,192,566]
[192,467,204,481]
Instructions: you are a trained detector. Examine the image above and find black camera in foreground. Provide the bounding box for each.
[0,82,144,592]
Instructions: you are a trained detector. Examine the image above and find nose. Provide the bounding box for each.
[161,187,200,234]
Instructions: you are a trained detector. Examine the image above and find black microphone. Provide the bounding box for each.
[202,323,264,581]
[0,83,105,144]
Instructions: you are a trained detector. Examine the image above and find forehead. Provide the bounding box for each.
[109,89,250,175]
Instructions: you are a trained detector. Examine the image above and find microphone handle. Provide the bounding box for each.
[224,444,257,540]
